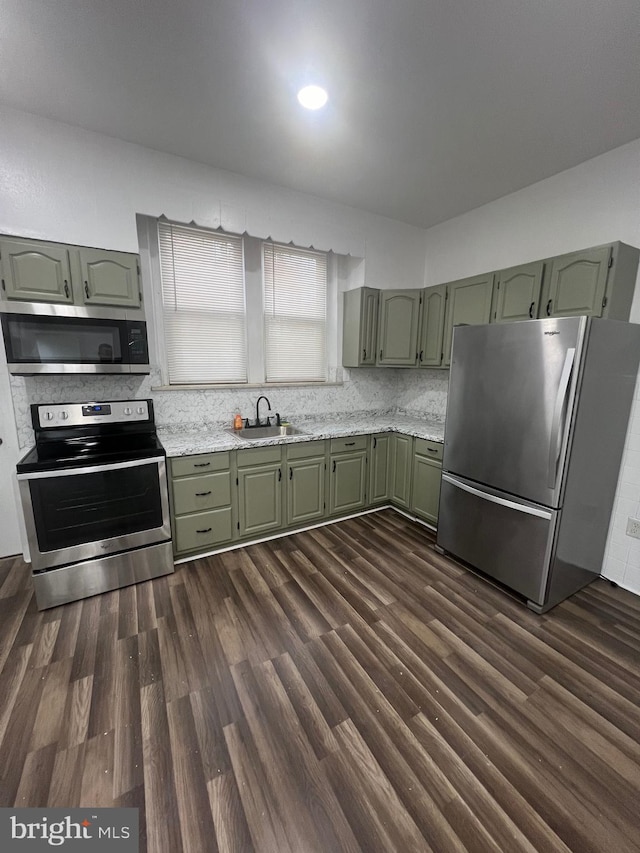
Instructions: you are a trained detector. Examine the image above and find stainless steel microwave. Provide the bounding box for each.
[1,303,150,374]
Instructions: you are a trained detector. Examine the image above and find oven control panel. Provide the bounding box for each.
[36,400,151,428]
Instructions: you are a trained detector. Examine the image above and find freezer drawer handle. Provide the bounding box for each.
[548,347,575,489]
[441,474,552,520]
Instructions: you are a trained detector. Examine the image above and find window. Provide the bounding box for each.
[263,242,328,382]
[158,222,246,383]
[155,220,332,385]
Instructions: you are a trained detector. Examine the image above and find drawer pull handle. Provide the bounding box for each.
[194,462,211,468]
[196,527,212,534]
[195,490,212,496]
[427,448,438,453]
[345,441,355,446]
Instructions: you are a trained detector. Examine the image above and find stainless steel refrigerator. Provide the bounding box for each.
[437,316,640,612]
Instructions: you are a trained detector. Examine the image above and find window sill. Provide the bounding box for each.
[151,380,345,391]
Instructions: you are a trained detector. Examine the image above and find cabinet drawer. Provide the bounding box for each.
[330,435,368,454]
[171,452,230,478]
[415,438,443,461]
[237,446,282,467]
[287,439,326,460]
[172,471,231,516]
[174,507,233,554]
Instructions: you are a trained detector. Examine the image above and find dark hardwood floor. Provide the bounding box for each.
[1,509,640,851]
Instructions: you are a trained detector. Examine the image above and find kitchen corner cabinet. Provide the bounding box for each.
[170,452,234,555]
[389,433,413,509]
[492,261,545,324]
[541,242,639,321]
[342,287,379,367]
[0,234,141,308]
[411,438,442,526]
[443,273,495,366]
[377,290,421,366]
[286,441,327,526]
[369,433,391,503]
[237,446,284,538]
[418,284,447,368]
[329,435,368,515]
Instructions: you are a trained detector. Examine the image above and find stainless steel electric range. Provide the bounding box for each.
[16,399,174,609]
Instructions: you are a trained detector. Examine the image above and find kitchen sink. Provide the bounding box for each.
[228,424,309,441]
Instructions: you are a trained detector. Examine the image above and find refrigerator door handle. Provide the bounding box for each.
[441,474,553,519]
[547,347,576,489]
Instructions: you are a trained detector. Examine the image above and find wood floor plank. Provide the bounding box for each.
[1,509,640,852]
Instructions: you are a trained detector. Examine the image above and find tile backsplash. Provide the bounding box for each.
[9,366,449,448]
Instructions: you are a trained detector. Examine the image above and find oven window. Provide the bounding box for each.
[29,464,163,552]
[4,314,123,363]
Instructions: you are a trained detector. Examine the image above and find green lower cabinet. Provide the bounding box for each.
[237,462,284,538]
[287,455,326,525]
[369,433,391,504]
[330,451,367,514]
[170,451,234,556]
[410,438,443,525]
[174,507,234,553]
[389,433,413,509]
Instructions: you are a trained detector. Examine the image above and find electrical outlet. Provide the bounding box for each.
[626,517,640,538]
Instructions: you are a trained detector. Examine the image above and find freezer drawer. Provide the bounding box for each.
[437,474,558,606]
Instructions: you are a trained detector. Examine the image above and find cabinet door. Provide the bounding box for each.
[361,288,379,365]
[369,434,391,503]
[493,261,544,323]
[78,248,141,308]
[287,456,326,525]
[411,456,441,525]
[330,451,367,514]
[377,290,420,366]
[390,433,413,509]
[544,246,610,319]
[0,238,73,303]
[237,463,283,537]
[342,287,379,367]
[443,273,495,366]
[418,284,447,367]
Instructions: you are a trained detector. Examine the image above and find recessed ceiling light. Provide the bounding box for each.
[297,85,328,110]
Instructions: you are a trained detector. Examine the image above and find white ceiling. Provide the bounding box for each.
[1,0,639,229]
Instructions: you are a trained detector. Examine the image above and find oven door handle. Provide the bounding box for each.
[17,454,166,480]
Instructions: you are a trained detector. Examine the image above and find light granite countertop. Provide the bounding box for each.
[158,410,446,457]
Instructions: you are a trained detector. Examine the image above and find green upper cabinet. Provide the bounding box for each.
[543,246,610,319]
[342,287,379,367]
[377,290,421,366]
[442,273,495,366]
[78,248,141,308]
[369,433,391,504]
[0,237,74,303]
[417,284,447,368]
[389,433,413,509]
[0,234,142,309]
[492,261,545,324]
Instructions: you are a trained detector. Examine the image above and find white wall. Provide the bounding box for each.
[420,138,640,596]
[0,105,429,445]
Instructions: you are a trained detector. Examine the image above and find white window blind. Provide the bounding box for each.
[263,242,328,382]
[158,222,247,384]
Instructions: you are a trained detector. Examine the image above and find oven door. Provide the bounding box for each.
[18,456,171,571]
